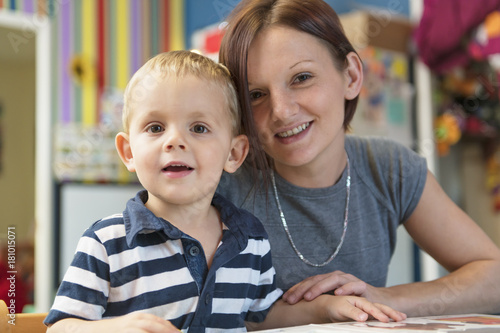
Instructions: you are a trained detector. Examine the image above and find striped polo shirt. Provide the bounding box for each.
[45,191,283,332]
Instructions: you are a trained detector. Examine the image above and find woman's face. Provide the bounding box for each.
[247,25,359,172]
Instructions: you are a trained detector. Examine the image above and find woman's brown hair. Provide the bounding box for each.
[219,0,360,172]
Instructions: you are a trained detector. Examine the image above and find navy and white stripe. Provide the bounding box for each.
[45,191,282,332]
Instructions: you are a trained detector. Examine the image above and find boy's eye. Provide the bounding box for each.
[148,125,164,133]
[192,124,208,134]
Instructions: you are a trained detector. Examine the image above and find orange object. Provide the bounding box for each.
[0,299,47,333]
[435,113,462,156]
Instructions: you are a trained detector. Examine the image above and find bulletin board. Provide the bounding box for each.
[53,88,136,183]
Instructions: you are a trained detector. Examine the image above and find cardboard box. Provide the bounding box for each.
[339,11,414,53]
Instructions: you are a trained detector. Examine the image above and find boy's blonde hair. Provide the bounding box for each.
[123,50,240,135]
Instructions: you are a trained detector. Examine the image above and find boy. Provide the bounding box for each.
[45,51,405,332]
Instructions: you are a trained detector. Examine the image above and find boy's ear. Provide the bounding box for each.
[224,134,249,173]
[115,132,136,172]
[344,52,363,100]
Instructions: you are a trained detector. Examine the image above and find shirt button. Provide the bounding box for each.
[189,246,200,257]
[205,293,211,304]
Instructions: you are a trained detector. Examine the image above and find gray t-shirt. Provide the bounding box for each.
[217,135,427,291]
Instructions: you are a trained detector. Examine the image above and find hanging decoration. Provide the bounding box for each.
[434,113,462,156]
[417,7,500,155]
[416,3,500,212]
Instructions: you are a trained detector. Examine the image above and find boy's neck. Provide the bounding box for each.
[145,193,215,229]
[145,193,224,268]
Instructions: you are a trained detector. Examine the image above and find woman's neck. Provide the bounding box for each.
[274,140,347,189]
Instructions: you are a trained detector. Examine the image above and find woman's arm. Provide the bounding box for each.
[283,171,500,317]
[246,295,406,331]
[47,313,180,333]
[387,170,500,316]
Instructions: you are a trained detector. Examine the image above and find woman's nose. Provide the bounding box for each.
[270,89,296,121]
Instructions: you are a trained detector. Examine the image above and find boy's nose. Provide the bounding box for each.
[164,130,187,151]
[165,143,186,150]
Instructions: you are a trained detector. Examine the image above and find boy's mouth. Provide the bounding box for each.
[162,164,194,172]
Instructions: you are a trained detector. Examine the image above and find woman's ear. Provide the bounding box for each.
[115,132,136,172]
[344,52,363,100]
[224,134,249,173]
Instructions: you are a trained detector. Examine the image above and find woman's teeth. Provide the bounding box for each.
[277,122,310,138]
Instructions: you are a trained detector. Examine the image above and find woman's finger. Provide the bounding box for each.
[334,280,368,297]
[284,271,366,304]
[284,273,342,304]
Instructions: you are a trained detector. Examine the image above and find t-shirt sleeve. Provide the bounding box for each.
[244,239,283,323]
[44,227,110,325]
[349,136,428,224]
[397,144,428,222]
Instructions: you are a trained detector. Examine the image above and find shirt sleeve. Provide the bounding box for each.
[389,140,428,223]
[350,136,428,224]
[244,240,283,323]
[44,228,111,325]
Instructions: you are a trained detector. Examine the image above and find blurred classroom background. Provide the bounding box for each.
[1,0,500,313]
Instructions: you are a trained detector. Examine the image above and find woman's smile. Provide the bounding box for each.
[276,122,311,138]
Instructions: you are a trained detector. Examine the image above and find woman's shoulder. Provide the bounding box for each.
[346,135,428,220]
[346,134,425,168]
[345,134,428,193]
[346,134,413,154]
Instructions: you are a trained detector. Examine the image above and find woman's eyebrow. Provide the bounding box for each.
[290,59,314,69]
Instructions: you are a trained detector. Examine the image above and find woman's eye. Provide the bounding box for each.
[294,73,311,83]
[192,124,208,134]
[148,125,164,133]
[249,90,263,101]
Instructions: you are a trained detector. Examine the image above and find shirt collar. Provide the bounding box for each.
[123,190,268,248]
[123,190,182,247]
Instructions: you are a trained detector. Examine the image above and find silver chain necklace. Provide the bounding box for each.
[270,155,350,267]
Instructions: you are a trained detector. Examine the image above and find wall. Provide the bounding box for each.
[460,143,500,246]
[48,0,185,183]
[1,0,410,181]
[439,142,500,247]
[2,1,187,183]
[184,0,409,50]
[0,32,35,241]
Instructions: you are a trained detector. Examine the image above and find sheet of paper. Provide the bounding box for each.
[255,314,500,332]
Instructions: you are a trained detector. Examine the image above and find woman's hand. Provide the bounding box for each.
[283,270,375,304]
[247,294,406,331]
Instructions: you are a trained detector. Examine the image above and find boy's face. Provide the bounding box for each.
[116,74,248,211]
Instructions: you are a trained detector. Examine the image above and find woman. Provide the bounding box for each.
[216,0,500,317]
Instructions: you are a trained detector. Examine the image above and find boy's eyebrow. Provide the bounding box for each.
[144,109,220,122]
[188,110,219,121]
